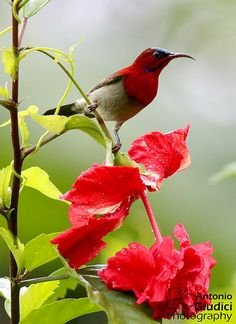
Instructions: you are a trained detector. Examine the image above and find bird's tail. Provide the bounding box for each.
[44,99,94,118]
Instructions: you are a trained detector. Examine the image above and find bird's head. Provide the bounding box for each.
[133,47,194,74]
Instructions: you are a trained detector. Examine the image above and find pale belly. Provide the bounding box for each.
[88,81,144,123]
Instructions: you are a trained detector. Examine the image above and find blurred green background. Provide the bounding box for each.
[1,0,236,323]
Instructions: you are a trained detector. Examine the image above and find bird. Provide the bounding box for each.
[44,47,193,151]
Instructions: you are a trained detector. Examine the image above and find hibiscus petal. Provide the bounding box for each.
[128,125,191,190]
[174,223,190,248]
[51,218,117,269]
[51,199,133,269]
[99,242,156,296]
[61,165,145,224]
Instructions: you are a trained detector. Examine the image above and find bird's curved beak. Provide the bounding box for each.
[170,53,195,60]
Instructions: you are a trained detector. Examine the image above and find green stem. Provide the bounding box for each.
[21,47,113,143]
[20,274,69,287]
[12,0,22,23]
[0,26,12,37]
[23,132,60,159]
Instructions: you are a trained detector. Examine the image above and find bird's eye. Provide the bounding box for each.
[153,48,171,59]
[153,51,161,58]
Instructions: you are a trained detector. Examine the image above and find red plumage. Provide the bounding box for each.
[44,47,193,150]
[120,66,158,106]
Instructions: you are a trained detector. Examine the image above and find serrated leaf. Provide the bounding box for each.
[23,0,51,18]
[80,269,157,324]
[0,227,24,270]
[46,268,78,303]
[22,233,60,272]
[65,115,106,147]
[0,165,12,208]
[210,162,236,183]
[20,298,101,324]
[2,48,18,79]
[20,281,59,320]
[22,166,62,200]
[0,277,10,300]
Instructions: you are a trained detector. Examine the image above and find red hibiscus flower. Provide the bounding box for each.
[99,224,216,319]
[51,127,192,270]
[128,125,191,190]
[51,165,145,269]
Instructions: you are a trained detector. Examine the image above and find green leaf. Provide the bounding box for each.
[32,114,68,134]
[5,299,11,317]
[0,278,11,317]
[19,114,30,147]
[20,298,101,324]
[22,0,51,18]
[20,281,59,320]
[28,105,68,134]
[22,233,59,272]
[0,83,9,99]
[64,115,114,165]
[79,268,157,324]
[0,106,35,129]
[2,48,18,79]
[64,115,106,147]
[22,166,62,201]
[46,268,78,303]
[210,162,236,183]
[0,165,12,208]
[0,277,10,300]
[0,227,24,270]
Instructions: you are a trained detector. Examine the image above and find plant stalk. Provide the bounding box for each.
[20,274,69,287]
[9,1,22,323]
[140,190,163,244]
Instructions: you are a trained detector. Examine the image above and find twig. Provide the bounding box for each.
[20,273,69,287]
[18,16,28,47]
[23,133,60,159]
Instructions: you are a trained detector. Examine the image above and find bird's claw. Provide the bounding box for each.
[87,103,98,113]
[112,142,121,153]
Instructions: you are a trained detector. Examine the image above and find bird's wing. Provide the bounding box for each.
[88,73,125,94]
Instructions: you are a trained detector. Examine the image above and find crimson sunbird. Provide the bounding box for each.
[44,47,193,151]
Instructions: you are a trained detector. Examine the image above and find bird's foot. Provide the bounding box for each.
[87,102,98,113]
[112,142,121,153]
